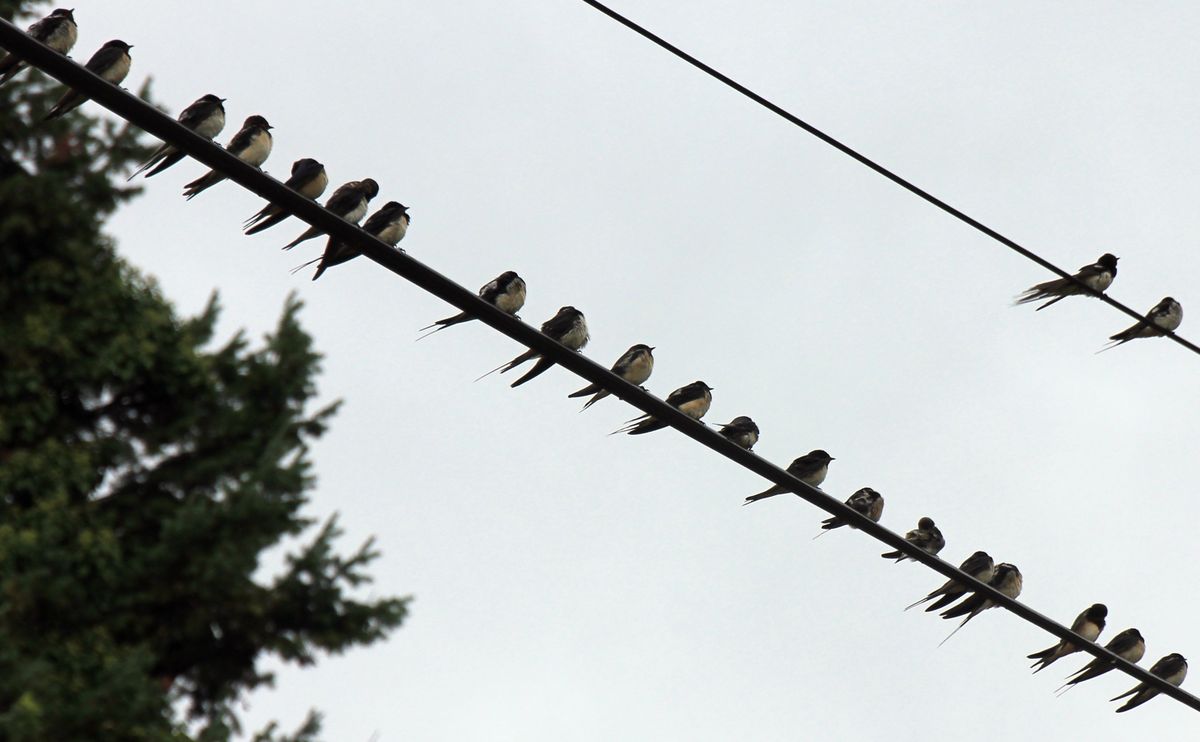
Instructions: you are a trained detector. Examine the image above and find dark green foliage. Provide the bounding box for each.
[0,2,408,739]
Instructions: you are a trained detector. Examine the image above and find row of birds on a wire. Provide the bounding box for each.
[2,13,405,281]
[1,7,1189,714]
[3,10,1185,349]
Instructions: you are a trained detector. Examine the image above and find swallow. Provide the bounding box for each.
[715,416,760,450]
[1028,603,1108,673]
[568,344,654,410]
[477,307,589,387]
[743,450,834,504]
[611,381,713,436]
[45,39,132,120]
[816,487,883,537]
[1015,253,1119,310]
[905,551,994,612]
[182,115,273,199]
[1110,653,1188,712]
[418,271,526,340]
[300,202,409,280]
[0,8,77,86]
[881,517,945,562]
[1100,297,1183,351]
[938,562,1022,646]
[282,179,380,249]
[128,94,226,180]
[1056,628,1146,693]
[243,158,329,232]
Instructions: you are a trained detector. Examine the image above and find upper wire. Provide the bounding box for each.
[578,0,1200,357]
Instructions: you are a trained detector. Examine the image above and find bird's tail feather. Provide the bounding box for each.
[743,489,778,505]
[626,420,666,436]
[937,614,975,647]
[288,257,323,276]
[475,350,536,382]
[1036,294,1068,311]
[127,147,166,181]
[283,227,319,250]
[417,313,473,340]
[510,358,553,388]
[904,594,935,612]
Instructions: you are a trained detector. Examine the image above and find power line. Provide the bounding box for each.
[578,0,1200,358]
[1,17,1194,713]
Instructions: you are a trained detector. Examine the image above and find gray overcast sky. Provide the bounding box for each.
[90,0,1200,738]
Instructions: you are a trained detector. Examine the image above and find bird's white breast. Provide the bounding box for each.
[376,219,405,247]
[190,112,223,141]
[496,283,526,315]
[1001,572,1023,599]
[1088,270,1114,292]
[194,110,226,140]
[240,130,272,167]
[624,354,654,385]
[1155,303,1183,332]
[1078,621,1101,643]
[678,395,711,420]
[103,53,132,84]
[1124,641,1146,663]
[1165,664,1188,686]
[48,21,77,54]
[300,170,329,199]
[806,463,828,487]
[561,320,589,351]
[393,214,410,242]
[344,199,368,225]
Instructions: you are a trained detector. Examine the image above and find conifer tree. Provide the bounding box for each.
[0,3,407,738]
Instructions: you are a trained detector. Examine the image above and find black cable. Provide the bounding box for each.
[578,0,1200,358]
[2,18,1195,711]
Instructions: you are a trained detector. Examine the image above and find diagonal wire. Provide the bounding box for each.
[1,18,1194,711]
[578,0,1200,357]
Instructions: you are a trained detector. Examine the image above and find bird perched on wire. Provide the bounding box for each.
[45,39,132,120]
[243,158,329,233]
[612,381,712,436]
[905,551,994,612]
[569,344,654,411]
[478,307,589,388]
[1099,297,1183,351]
[182,115,273,199]
[714,416,760,450]
[302,201,409,281]
[1056,628,1145,694]
[938,562,1022,646]
[1109,653,1187,712]
[816,487,883,536]
[418,271,526,340]
[128,94,226,180]
[282,179,379,249]
[0,8,77,86]
[1028,603,1107,673]
[1015,253,1119,310]
[881,517,944,562]
[744,450,833,504]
